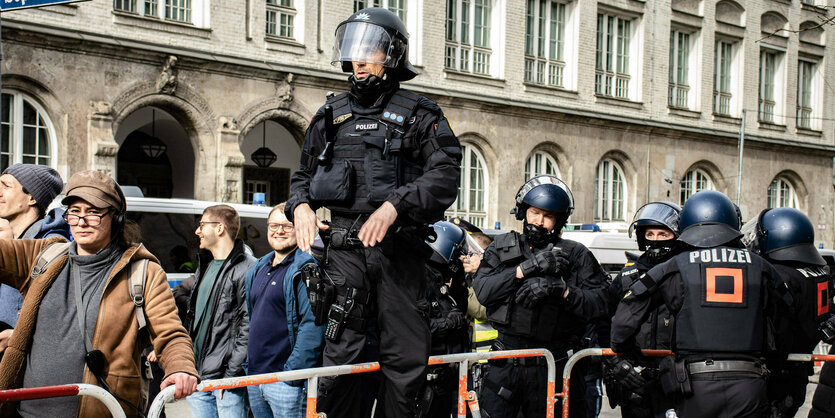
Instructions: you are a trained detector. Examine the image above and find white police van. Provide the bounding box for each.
[122,187,273,289]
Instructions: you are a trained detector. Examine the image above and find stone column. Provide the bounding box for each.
[87,101,119,177]
[219,116,245,203]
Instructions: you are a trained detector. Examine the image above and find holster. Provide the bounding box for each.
[301,263,335,326]
[659,356,693,397]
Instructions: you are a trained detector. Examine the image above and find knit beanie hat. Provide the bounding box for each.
[1,164,64,214]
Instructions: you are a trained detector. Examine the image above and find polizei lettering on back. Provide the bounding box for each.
[688,248,752,264]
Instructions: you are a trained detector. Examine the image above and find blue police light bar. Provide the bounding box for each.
[1,0,89,11]
[562,223,601,232]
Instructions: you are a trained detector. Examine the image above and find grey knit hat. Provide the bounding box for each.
[1,164,64,214]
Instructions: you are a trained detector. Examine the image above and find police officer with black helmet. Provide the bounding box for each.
[611,190,793,417]
[286,7,461,417]
[741,207,832,417]
[473,175,609,418]
[419,221,470,418]
[604,202,680,417]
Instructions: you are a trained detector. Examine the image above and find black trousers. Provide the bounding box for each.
[767,363,811,418]
[479,356,588,418]
[318,237,430,418]
[678,372,769,418]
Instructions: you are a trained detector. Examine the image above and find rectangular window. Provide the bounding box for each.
[267,0,296,38]
[524,0,566,87]
[165,0,191,22]
[714,41,734,116]
[446,0,493,75]
[114,0,137,12]
[797,60,814,129]
[668,30,690,109]
[144,0,157,16]
[595,13,631,99]
[354,0,406,22]
[759,50,777,123]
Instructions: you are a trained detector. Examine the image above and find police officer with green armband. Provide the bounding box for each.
[285,7,461,417]
[474,175,610,418]
[611,190,794,417]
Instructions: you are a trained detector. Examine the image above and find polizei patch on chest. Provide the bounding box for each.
[689,248,752,264]
[355,122,379,131]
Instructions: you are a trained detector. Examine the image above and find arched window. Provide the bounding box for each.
[680,168,714,204]
[525,151,560,180]
[594,159,626,221]
[767,177,798,209]
[0,92,55,172]
[446,143,489,228]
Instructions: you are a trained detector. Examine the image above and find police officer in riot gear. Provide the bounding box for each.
[742,207,833,417]
[604,202,680,418]
[286,7,461,417]
[473,175,609,418]
[611,190,793,417]
[420,221,470,418]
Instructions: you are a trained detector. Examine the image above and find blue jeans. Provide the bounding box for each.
[247,381,306,418]
[187,387,248,418]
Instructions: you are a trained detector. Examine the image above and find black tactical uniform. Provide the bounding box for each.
[741,207,834,417]
[611,191,793,417]
[285,8,461,417]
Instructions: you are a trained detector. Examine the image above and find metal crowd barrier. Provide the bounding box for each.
[0,383,126,418]
[148,349,556,418]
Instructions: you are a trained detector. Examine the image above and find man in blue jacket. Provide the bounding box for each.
[245,203,324,418]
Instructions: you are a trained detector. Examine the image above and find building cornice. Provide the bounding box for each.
[4,19,834,156]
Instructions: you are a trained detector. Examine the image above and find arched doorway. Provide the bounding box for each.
[115,106,195,198]
[239,119,300,206]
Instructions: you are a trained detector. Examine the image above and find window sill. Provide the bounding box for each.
[594,95,643,110]
[36,3,78,15]
[668,107,701,119]
[523,83,578,99]
[712,113,742,125]
[443,69,506,88]
[265,36,306,55]
[769,0,792,5]
[112,10,211,38]
[801,3,828,15]
[758,121,786,132]
[797,127,822,137]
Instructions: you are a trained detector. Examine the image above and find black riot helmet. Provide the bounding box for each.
[629,201,681,251]
[426,221,467,269]
[678,190,742,248]
[332,8,419,81]
[512,175,574,223]
[741,207,825,266]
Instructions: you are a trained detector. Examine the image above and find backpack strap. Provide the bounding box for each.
[128,259,150,331]
[30,241,71,280]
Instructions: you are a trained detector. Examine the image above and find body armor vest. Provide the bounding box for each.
[309,90,425,214]
[619,259,674,350]
[674,246,766,353]
[487,232,583,345]
[778,263,831,352]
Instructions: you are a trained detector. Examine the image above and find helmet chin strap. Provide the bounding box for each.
[349,73,396,106]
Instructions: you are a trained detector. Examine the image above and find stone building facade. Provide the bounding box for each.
[2,0,834,244]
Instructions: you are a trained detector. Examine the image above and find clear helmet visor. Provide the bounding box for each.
[515,175,574,210]
[740,216,761,252]
[628,202,681,238]
[332,22,395,67]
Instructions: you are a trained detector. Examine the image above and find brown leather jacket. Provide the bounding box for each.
[0,237,198,417]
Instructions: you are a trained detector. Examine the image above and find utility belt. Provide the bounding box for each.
[658,357,767,397]
[687,359,768,377]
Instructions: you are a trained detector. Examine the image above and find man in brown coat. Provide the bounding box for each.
[0,170,198,417]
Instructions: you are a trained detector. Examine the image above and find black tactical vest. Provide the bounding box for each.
[309,90,425,214]
[674,246,765,353]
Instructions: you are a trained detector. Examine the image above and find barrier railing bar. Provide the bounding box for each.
[148,349,555,418]
[0,383,126,418]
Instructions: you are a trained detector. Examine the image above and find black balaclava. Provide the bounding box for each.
[644,237,678,265]
[524,222,560,249]
[349,73,398,108]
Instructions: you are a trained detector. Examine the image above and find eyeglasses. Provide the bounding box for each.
[64,211,110,226]
[197,221,221,230]
[268,223,295,233]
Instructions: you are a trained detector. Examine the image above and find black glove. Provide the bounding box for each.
[604,357,646,391]
[444,310,467,330]
[820,316,835,344]
[514,276,567,308]
[519,247,569,278]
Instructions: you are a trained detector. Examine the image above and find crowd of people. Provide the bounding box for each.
[0,5,833,418]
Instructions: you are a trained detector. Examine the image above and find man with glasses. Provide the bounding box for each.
[186,205,256,418]
[244,203,324,417]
